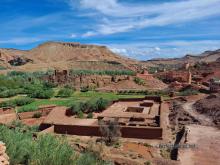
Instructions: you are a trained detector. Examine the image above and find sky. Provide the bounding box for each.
[0,0,220,60]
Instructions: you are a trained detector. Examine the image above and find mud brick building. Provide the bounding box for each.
[40,96,166,139]
[210,79,220,93]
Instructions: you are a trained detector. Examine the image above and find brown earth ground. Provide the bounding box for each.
[169,93,220,165]
[179,125,220,165]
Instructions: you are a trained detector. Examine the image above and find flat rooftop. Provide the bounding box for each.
[98,100,159,119]
[42,97,161,128]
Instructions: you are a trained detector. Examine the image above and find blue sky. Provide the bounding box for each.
[0,0,220,60]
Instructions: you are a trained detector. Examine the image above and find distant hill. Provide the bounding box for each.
[0,42,138,72]
[0,42,220,73]
[142,49,220,67]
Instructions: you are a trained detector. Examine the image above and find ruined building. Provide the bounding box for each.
[44,70,130,89]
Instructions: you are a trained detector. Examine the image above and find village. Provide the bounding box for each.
[1,57,220,165]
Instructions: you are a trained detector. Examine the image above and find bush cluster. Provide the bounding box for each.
[32,112,42,118]
[0,88,24,98]
[70,98,110,117]
[80,86,90,92]
[57,87,74,97]
[178,89,199,96]
[70,69,135,76]
[118,90,169,96]
[29,89,54,99]
[17,106,38,113]
[0,71,55,98]
[134,77,145,85]
[0,97,34,108]
[0,125,111,165]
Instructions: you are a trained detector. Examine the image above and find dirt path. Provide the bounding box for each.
[179,125,220,165]
[179,98,220,165]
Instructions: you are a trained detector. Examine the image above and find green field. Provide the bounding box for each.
[17,91,145,112]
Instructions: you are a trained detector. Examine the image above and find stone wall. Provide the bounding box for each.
[0,141,9,165]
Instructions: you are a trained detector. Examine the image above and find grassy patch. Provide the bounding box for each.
[17,91,145,112]
[0,125,111,165]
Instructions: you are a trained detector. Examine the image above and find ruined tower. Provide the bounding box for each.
[187,69,192,84]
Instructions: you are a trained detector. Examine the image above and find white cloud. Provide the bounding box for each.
[72,0,220,36]
[82,31,97,37]
[109,47,127,54]
[0,37,41,45]
[154,47,161,51]
[70,33,77,38]
[108,40,220,60]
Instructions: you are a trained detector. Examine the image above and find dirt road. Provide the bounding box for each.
[179,99,220,165]
[179,125,220,165]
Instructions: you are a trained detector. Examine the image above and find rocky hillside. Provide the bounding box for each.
[0,42,138,72]
[194,94,220,127]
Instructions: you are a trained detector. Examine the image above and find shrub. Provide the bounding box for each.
[0,125,110,165]
[0,66,6,70]
[77,110,84,118]
[0,97,34,108]
[0,100,15,108]
[17,106,38,113]
[13,97,34,106]
[99,119,121,146]
[0,89,21,98]
[43,81,57,88]
[87,112,93,118]
[178,89,199,96]
[8,120,39,132]
[29,89,54,99]
[70,69,135,76]
[134,77,145,85]
[32,112,42,118]
[70,98,110,115]
[0,126,74,165]
[57,88,73,97]
[80,86,89,92]
[95,98,109,112]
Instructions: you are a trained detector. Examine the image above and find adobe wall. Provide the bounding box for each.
[115,96,162,103]
[121,127,162,139]
[53,124,163,139]
[0,113,16,124]
[18,106,55,120]
[0,108,14,115]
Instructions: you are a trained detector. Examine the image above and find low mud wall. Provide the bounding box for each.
[0,113,16,124]
[116,96,162,103]
[52,124,162,139]
[0,108,14,115]
[18,106,55,120]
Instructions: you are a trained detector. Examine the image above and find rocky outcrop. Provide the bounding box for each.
[0,141,9,165]
[8,57,32,66]
[194,94,220,126]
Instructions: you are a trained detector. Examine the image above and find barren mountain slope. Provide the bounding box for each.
[25,42,136,63]
[0,42,138,72]
[0,48,27,69]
